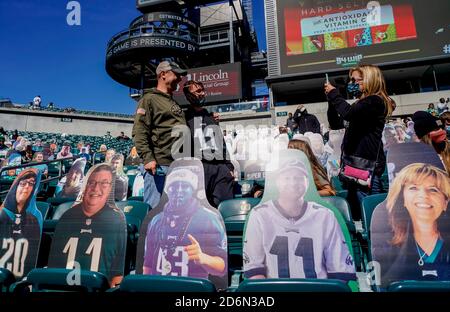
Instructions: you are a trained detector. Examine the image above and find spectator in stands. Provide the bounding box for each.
[32,95,41,109]
[111,154,128,201]
[440,112,450,139]
[57,159,85,199]
[0,136,8,152]
[50,142,58,156]
[286,112,295,130]
[47,102,54,109]
[412,111,450,175]
[21,145,33,163]
[125,146,142,166]
[31,152,48,177]
[325,64,393,220]
[132,60,187,208]
[427,103,438,117]
[105,148,116,164]
[0,127,7,137]
[93,144,107,164]
[32,139,43,152]
[11,130,19,142]
[104,131,112,140]
[79,147,91,162]
[371,163,450,288]
[288,139,336,196]
[437,98,449,116]
[183,80,235,208]
[56,144,72,159]
[42,143,54,160]
[0,136,9,161]
[293,104,321,134]
[116,131,130,141]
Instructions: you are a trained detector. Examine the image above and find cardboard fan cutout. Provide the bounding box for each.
[136,158,228,290]
[57,158,86,199]
[110,154,128,202]
[48,163,127,286]
[0,168,42,278]
[243,149,357,284]
[371,143,450,289]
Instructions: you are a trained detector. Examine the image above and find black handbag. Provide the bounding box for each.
[339,138,382,188]
[339,154,378,188]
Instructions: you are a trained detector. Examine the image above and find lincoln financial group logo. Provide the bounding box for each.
[186,69,230,91]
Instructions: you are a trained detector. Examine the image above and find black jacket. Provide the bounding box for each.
[184,107,233,169]
[327,89,386,176]
[293,109,321,134]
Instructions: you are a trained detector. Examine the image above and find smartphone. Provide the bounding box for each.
[325,73,329,84]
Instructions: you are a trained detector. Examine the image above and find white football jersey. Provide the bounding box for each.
[243,200,355,280]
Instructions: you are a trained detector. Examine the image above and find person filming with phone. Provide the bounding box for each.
[324,65,394,220]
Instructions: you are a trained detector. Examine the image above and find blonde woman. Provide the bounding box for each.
[371,163,450,288]
[325,65,393,220]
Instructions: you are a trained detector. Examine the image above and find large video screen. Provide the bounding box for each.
[278,0,450,75]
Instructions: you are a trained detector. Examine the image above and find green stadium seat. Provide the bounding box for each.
[336,190,348,199]
[115,200,150,233]
[218,198,261,276]
[236,278,351,292]
[0,268,15,293]
[218,198,261,233]
[321,196,352,224]
[361,193,388,238]
[388,281,450,292]
[36,201,50,220]
[11,268,109,292]
[43,201,75,232]
[128,195,143,202]
[331,176,344,191]
[114,275,216,292]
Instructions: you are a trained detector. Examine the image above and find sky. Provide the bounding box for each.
[0,0,266,114]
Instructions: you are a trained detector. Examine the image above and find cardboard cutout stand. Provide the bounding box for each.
[48,163,127,286]
[0,168,42,279]
[371,143,450,289]
[136,158,228,290]
[243,150,356,285]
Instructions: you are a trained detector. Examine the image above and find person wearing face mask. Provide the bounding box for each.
[132,61,188,209]
[325,65,394,220]
[293,104,321,134]
[412,111,450,175]
[183,80,234,208]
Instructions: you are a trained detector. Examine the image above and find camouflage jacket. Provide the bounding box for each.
[132,88,186,166]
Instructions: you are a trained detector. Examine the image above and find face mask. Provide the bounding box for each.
[347,82,362,97]
[186,93,206,106]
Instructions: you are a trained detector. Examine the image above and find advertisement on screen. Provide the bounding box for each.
[277,0,450,75]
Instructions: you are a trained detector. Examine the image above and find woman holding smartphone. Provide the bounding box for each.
[324,65,394,220]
